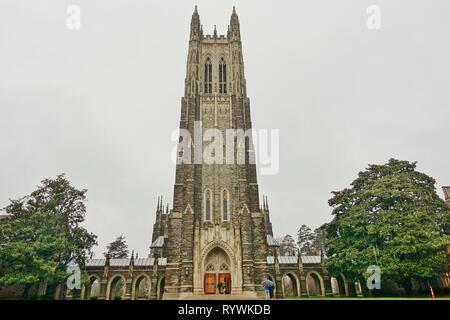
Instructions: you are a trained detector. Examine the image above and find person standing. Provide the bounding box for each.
[262,278,274,300]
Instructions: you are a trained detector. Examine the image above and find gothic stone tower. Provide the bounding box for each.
[151,7,275,299]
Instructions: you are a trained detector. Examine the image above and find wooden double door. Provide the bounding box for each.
[204,273,231,294]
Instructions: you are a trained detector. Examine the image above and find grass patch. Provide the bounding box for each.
[284,296,450,300]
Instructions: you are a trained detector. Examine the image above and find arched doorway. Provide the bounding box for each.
[204,247,231,294]
[108,275,126,300]
[306,272,324,297]
[133,274,150,300]
[157,277,165,300]
[336,274,348,296]
[84,276,101,300]
[282,273,300,297]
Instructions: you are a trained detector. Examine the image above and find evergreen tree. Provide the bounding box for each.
[297,224,315,254]
[325,159,450,295]
[312,223,329,254]
[104,235,129,259]
[280,234,297,256]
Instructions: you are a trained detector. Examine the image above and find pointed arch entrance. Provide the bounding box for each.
[203,247,231,294]
[306,271,325,297]
[282,272,300,297]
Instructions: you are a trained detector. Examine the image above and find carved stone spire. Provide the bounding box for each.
[229,6,240,41]
[190,5,201,41]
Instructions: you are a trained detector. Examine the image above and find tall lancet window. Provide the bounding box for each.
[219,58,227,94]
[204,58,212,94]
[204,189,212,221]
[222,189,229,221]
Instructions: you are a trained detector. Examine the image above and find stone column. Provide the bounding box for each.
[275,274,283,299]
[274,256,283,299]
[299,272,308,297]
[251,212,269,298]
[98,279,108,300]
[150,276,158,300]
[164,212,183,299]
[355,281,364,297]
[54,284,63,300]
[36,283,47,299]
[80,285,86,300]
[123,278,132,300]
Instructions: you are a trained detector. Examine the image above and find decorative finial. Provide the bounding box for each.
[130,250,135,268]
[297,248,303,268]
[230,6,240,32]
[213,25,217,37]
[166,203,169,214]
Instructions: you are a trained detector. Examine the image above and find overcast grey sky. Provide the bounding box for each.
[1,0,449,257]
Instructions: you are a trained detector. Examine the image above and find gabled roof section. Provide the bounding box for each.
[151,236,165,248]
[266,235,280,247]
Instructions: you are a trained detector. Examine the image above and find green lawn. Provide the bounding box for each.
[285,296,450,300]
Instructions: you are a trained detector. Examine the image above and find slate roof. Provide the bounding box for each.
[151,236,165,248]
[266,255,321,265]
[86,259,106,267]
[266,235,280,247]
[85,257,167,268]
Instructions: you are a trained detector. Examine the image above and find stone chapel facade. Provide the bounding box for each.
[80,7,348,300]
[152,5,274,299]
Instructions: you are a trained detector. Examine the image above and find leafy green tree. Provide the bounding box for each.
[297,224,315,254]
[0,174,97,298]
[104,235,129,259]
[279,234,297,256]
[325,159,450,295]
